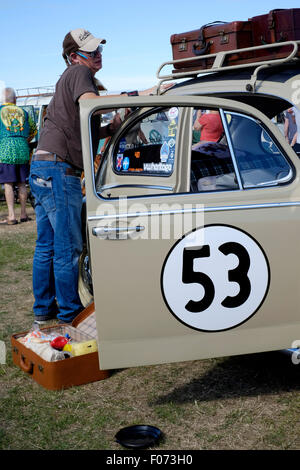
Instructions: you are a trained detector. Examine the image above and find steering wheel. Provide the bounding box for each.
[149,129,162,143]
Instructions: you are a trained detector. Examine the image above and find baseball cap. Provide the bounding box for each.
[63,28,106,57]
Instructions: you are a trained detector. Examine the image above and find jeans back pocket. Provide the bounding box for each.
[30,174,56,213]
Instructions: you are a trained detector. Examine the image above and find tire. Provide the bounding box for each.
[78,246,94,307]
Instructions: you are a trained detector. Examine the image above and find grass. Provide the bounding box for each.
[0,203,299,450]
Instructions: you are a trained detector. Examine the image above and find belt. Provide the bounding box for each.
[32,153,65,162]
[32,153,82,177]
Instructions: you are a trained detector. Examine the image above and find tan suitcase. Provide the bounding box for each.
[11,303,110,390]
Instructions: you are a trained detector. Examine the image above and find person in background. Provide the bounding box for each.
[291,106,300,154]
[284,108,297,145]
[192,109,202,145]
[193,109,223,144]
[0,87,36,225]
[30,28,159,325]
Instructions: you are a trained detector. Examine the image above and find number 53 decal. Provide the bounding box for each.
[161,225,270,332]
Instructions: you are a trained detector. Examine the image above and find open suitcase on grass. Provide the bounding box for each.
[170,9,300,73]
[11,303,110,390]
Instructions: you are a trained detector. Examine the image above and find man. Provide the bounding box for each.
[30,28,156,325]
[193,109,223,144]
[291,106,300,154]
[0,88,36,224]
[284,108,297,145]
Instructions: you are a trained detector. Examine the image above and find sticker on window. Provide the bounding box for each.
[116,154,123,171]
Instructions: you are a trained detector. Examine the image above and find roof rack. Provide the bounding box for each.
[157,40,300,94]
[16,86,55,98]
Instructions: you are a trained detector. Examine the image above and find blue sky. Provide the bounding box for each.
[1,0,299,94]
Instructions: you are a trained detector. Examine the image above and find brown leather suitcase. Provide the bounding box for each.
[170,21,253,72]
[11,303,110,390]
[250,9,300,61]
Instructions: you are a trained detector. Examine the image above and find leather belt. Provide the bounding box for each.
[32,153,82,177]
[32,153,65,162]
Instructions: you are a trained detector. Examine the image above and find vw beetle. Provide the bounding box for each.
[78,42,300,369]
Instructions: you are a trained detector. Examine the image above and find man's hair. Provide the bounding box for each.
[62,32,78,66]
[2,87,16,104]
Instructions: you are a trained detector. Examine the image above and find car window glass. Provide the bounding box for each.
[225,112,293,188]
[112,107,178,176]
[190,108,239,193]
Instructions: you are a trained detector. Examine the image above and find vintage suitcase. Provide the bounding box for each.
[250,9,300,60]
[170,10,300,74]
[170,21,253,72]
[11,302,110,390]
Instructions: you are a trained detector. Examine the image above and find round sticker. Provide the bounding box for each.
[161,225,270,332]
[168,107,178,120]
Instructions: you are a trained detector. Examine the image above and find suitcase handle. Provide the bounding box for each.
[193,21,227,56]
[20,355,34,374]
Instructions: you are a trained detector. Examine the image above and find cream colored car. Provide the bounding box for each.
[79,56,300,370]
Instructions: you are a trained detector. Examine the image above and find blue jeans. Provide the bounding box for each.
[29,160,84,322]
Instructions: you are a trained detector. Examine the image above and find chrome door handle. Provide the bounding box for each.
[92,225,145,239]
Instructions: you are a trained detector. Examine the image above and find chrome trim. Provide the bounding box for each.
[92,225,145,236]
[101,183,174,192]
[88,200,300,221]
[225,110,260,124]
[243,168,293,188]
[219,108,243,190]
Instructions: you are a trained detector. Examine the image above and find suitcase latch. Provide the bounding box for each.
[178,38,187,52]
[219,31,229,44]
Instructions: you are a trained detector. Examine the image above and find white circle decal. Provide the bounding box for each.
[168,107,178,120]
[161,225,270,332]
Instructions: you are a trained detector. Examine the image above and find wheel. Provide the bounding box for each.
[78,245,94,307]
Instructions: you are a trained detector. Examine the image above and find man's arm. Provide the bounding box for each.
[284,117,289,140]
[291,131,298,147]
[78,92,121,137]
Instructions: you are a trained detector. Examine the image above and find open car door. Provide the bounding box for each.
[80,95,300,370]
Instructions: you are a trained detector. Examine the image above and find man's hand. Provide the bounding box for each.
[110,113,122,132]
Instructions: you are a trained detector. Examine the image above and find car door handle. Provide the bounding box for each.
[92,225,145,239]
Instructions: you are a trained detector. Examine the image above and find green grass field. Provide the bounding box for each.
[0,204,299,450]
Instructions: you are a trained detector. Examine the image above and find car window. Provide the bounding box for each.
[225,112,293,188]
[112,107,178,176]
[190,108,239,192]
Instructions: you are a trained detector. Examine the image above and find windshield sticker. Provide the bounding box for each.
[143,162,172,173]
[168,107,178,120]
[160,141,169,162]
[161,225,270,332]
[168,120,177,138]
[116,154,123,171]
[118,138,127,153]
[122,157,130,171]
[168,138,176,148]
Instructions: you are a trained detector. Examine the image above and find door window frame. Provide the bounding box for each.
[81,95,297,204]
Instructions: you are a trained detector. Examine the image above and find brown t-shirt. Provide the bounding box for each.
[37,64,99,169]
